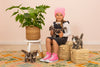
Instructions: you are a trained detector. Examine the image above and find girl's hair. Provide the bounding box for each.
[61,19,67,27]
[56,19,67,28]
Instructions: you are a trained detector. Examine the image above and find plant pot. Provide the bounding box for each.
[26,26,40,40]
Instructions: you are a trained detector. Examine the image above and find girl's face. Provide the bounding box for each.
[55,13,64,22]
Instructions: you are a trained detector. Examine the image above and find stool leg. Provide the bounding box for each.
[39,43,43,58]
[27,42,31,52]
[39,43,42,52]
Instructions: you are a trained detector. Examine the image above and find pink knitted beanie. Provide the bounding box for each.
[55,8,65,17]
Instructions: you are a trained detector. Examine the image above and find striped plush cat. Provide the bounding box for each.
[72,33,84,49]
[21,50,38,63]
[49,25,67,38]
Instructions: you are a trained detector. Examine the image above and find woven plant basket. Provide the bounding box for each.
[26,26,40,40]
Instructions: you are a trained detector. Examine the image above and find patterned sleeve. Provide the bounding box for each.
[63,22,71,37]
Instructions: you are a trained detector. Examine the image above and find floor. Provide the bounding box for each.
[0,49,100,67]
[0,44,100,51]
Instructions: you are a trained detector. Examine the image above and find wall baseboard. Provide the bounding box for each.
[0,41,100,45]
[0,41,45,45]
[84,41,100,45]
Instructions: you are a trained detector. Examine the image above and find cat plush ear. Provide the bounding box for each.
[72,35,74,37]
[36,50,38,53]
[32,50,38,54]
[76,36,79,38]
[31,50,35,54]
[35,50,39,56]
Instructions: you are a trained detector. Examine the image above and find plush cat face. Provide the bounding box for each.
[31,50,38,58]
[54,24,62,29]
[21,50,38,58]
[72,35,79,44]
[72,33,83,43]
[72,33,84,49]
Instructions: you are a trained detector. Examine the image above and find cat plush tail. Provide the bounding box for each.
[80,33,84,39]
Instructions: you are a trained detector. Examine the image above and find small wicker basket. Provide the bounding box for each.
[26,26,40,40]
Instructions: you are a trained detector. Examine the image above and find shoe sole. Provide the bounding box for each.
[45,59,58,63]
[40,59,48,62]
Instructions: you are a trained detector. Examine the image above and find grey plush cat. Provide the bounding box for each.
[21,50,38,63]
[72,33,84,49]
[49,25,67,38]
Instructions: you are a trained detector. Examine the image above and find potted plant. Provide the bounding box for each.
[6,4,50,40]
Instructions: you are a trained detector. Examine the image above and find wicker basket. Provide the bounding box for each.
[50,41,73,60]
[66,41,73,59]
[58,44,70,60]
[42,41,73,60]
[71,49,89,64]
[43,44,70,60]
[26,26,40,40]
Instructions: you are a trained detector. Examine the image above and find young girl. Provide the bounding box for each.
[40,8,71,63]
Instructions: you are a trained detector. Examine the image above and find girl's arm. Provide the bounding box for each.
[58,31,63,38]
[50,30,53,36]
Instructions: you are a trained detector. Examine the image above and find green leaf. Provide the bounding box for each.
[22,22,28,27]
[34,23,42,29]
[20,7,30,10]
[11,10,19,16]
[5,4,22,11]
[19,14,24,24]
[37,24,42,29]
[36,5,50,14]
[15,14,19,21]
[39,13,45,19]
[5,4,50,29]
[36,5,50,10]
[29,13,36,19]
[34,9,39,14]
[22,21,32,27]
[36,18,45,25]
[28,8,34,13]
[24,13,31,18]
[25,18,32,22]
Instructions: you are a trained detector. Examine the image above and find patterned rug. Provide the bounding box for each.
[0,51,100,67]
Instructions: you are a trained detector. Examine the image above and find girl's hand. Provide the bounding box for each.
[50,30,53,36]
[58,31,63,38]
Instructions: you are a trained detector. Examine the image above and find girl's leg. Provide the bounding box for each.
[46,37,52,53]
[45,39,59,63]
[40,37,52,62]
[52,39,59,54]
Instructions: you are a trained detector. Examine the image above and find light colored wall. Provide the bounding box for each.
[0,0,100,45]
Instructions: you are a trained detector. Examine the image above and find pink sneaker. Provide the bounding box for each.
[45,53,58,63]
[40,52,51,62]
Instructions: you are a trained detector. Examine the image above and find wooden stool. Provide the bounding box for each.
[26,39,43,58]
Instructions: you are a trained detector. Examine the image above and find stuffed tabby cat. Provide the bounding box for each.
[72,33,84,49]
[21,50,38,63]
[49,25,67,38]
